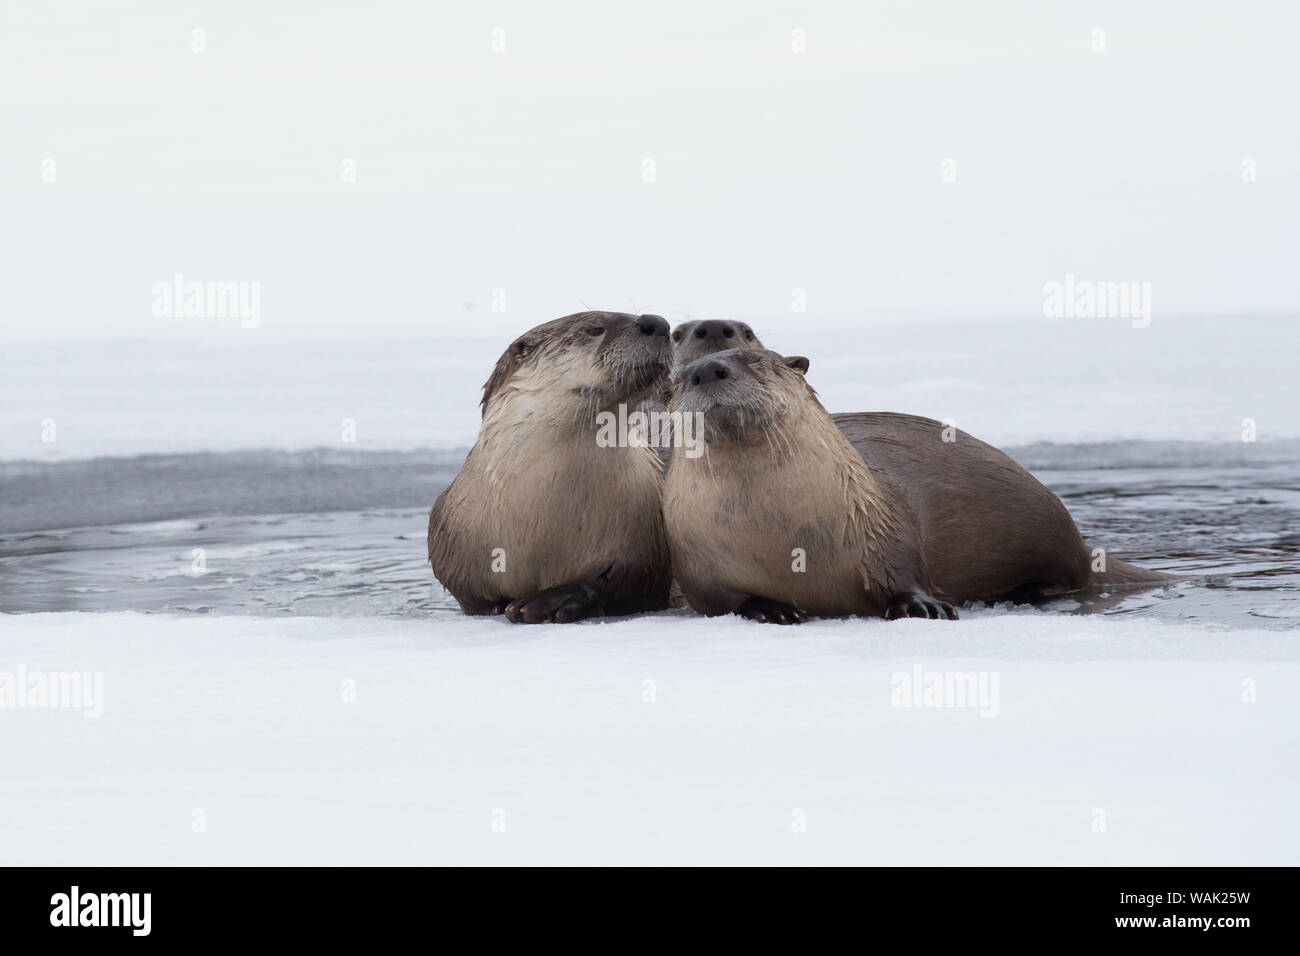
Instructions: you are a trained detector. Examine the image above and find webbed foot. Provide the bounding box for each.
[737,597,808,625]
[885,591,958,620]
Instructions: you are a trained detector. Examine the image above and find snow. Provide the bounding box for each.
[2,610,1295,865]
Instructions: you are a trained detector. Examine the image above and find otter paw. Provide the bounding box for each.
[886,591,958,621]
[503,587,593,624]
[737,597,808,625]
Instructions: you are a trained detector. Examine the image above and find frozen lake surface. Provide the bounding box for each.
[2,314,1297,864]
[2,440,1297,630]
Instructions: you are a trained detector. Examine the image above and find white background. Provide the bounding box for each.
[2,1,1297,342]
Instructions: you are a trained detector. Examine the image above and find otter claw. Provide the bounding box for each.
[738,597,807,625]
[886,592,958,621]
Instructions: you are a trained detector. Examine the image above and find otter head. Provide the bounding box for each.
[481,311,670,428]
[670,319,764,379]
[674,348,814,444]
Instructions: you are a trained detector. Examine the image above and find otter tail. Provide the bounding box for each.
[1088,555,1180,588]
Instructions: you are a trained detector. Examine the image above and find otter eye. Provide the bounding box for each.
[587,326,604,336]
[672,331,682,343]
[743,330,753,341]
[694,327,707,339]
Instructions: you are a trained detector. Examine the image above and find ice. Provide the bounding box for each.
[1,609,1295,865]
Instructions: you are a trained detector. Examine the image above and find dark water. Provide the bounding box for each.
[1,442,1298,629]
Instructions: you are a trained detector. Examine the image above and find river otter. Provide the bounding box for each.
[670,319,764,376]
[654,319,781,467]
[428,311,673,623]
[663,347,1173,623]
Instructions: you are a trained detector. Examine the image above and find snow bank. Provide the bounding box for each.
[2,610,1295,865]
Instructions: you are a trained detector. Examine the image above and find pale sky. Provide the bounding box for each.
[2,0,1297,340]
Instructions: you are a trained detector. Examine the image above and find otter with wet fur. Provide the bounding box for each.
[648,319,779,472]
[428,311,673,623]
[670,319,764,377]
[664,347,1172,623]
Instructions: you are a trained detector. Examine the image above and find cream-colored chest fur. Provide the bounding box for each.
[664,418,898,615]
[441,420,664,599]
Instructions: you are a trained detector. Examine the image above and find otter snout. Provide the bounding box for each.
[692,320,739,342]
[678,351,758,421]
[688,359,730,387]
[607,312,670,352]
[638,314,670,338]
[675,348,806,441]
[669,320,763,380]
[681,352,749,394]
[602,311,672,402]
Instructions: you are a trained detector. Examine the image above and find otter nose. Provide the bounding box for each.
[692,320,737,341]
[689,360,730,387]
[638,314,669,337]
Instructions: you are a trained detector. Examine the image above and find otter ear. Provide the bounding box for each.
[783,355,810,375]
[481,336,535,416]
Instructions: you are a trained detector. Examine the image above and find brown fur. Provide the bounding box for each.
[428,311,673,622]
[665,349,932,620]
[664,348,1173,623]
[834,413,1175,598]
